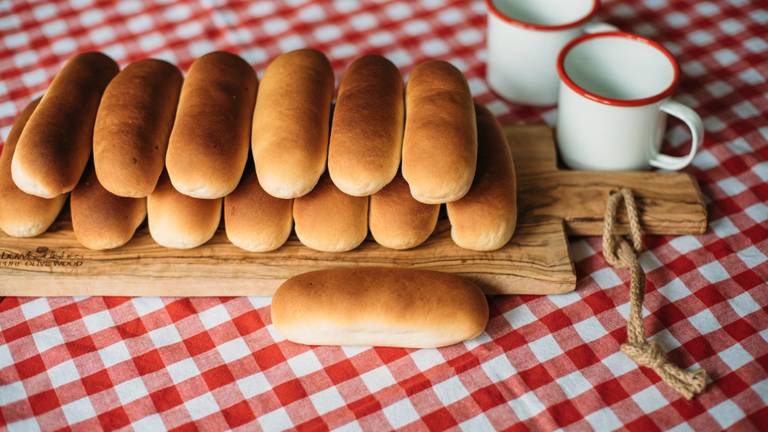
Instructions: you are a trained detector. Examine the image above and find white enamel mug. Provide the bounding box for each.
[486,0,614,106]
[556,32,703,171]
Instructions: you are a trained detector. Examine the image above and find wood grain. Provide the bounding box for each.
[0,125,706,297]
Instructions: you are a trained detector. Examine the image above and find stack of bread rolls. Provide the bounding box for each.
[0,49,517,253]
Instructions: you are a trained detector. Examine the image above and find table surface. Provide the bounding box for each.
[0,0,766,430]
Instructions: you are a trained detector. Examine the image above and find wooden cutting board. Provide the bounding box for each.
[0,125,706,296]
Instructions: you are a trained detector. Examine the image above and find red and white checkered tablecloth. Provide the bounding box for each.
[0,0,766,430]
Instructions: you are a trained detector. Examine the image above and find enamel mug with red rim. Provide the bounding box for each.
[486,0,615,106]
[556,32,704,171]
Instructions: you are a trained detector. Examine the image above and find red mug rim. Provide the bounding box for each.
[556,31,681,107]
[485,0,600,31]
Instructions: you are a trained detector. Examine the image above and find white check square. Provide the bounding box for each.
[710,399,745,429]
[574,316,608,343]
[508,391,545,421]
[148,324,183,348]
[410,349,444,371]
[198,304,230,330]
[32,326,65,353]
[556,370,592,398]
[61,397,97,425]
[287,350,323,377]
[259,407,293,431]
[99,341,132,368]
[83,309,115,334]
[114,377,149,405]
[237,372,270,399]
[21,298,51,320]
[310,387,345,415]
[433,376,470,406]
[529,335,563,363]
[585,407,622,431]
[383,398,419,428]
[481,354,516,383]
[361,366,397,393]
[48,360,80,388]
[719,343,752,370]
[728,292,761,317]
[166,358,200,385]
[217,337,251,363]
[185,392,219,421]
[0,381,26,405]
[631,385,667,413]
[688,309,719,335]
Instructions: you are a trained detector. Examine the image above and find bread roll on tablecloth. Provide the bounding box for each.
[166,51,257,199]
[369,173,439,249]
[447,104,517,251]
[402,60,477,204]
[225,162,293,252]
[148,171,221,249]
[271,267,489,348]
[94,59,183,198]
[252,49,334,198]
[0,99,67,237]
[328,55,404,196]
[71,164,146,250]
[12,52,118,198]
[293,174,368,252]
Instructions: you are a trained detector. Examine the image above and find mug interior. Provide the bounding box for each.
[561,33,677,103]
[490,0,596,27]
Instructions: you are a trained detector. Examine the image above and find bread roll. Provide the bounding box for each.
[147,171,221,249]
[166,51,257,199]
[402,60,477,204]
[328,55,404,196]
[71,164,146,250]
[12,52,118,198]
[293,174,368,252]
[252,49,334,198]
[93,59,183,198]
[0,99,67,237]
[225,162,293,252]
[271,268,489,348]
[369,173,439,249]
[447,104,517,251]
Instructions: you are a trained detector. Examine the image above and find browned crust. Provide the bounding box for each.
[0,98,67,237]
[224,162,293,252]
[12,52,119,198]
[328,55,404,196]
[252,49,335,199]
[94,59,183,198]
[402,60,477,204]
[166,51,257,199]
[271,267,489,348]
[71,164,146,250]
[369,173,439,249]
[447,104,517,251]
[292,173,368,252]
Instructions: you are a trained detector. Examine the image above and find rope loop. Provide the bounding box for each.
[603,188,708,400]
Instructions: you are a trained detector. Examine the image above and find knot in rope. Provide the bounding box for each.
[603,188,708,400]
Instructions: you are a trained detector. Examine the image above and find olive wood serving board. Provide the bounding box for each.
[0,125,706,296]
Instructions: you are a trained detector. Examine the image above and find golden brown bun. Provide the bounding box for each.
[0,99,67,237]
[369,173,439,249]
[271,267,489,348]
[292,174,368,252]
[402,60,477,204]
[225,162,293,252]
[147,171,221,249]
[328,55,404,196]
[447,104,517,251]
[252,49,334,198]
[166,51,257,199]
[11,52,118,198]
[71,164,146,250]
[93,59,183,198]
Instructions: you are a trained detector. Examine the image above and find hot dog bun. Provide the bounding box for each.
[147,171,221,249]
[0,99,67,237]
[369,173,439,249]
[328,55,404,196]
[293,173,368,252]
[252,49,334,199]
[93,59,183,198]
[12,52,118,198]
[271,267,489,348]
[166,51,257,199]
[71,164,146,250]
[225,161,293,252]
[447,104,517,251]
[402,60,477,204]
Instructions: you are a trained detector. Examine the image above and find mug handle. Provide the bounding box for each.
[583,22,619,34]
[649,100,704,171]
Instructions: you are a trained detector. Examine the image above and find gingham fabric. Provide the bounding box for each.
[0,0,766,430]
